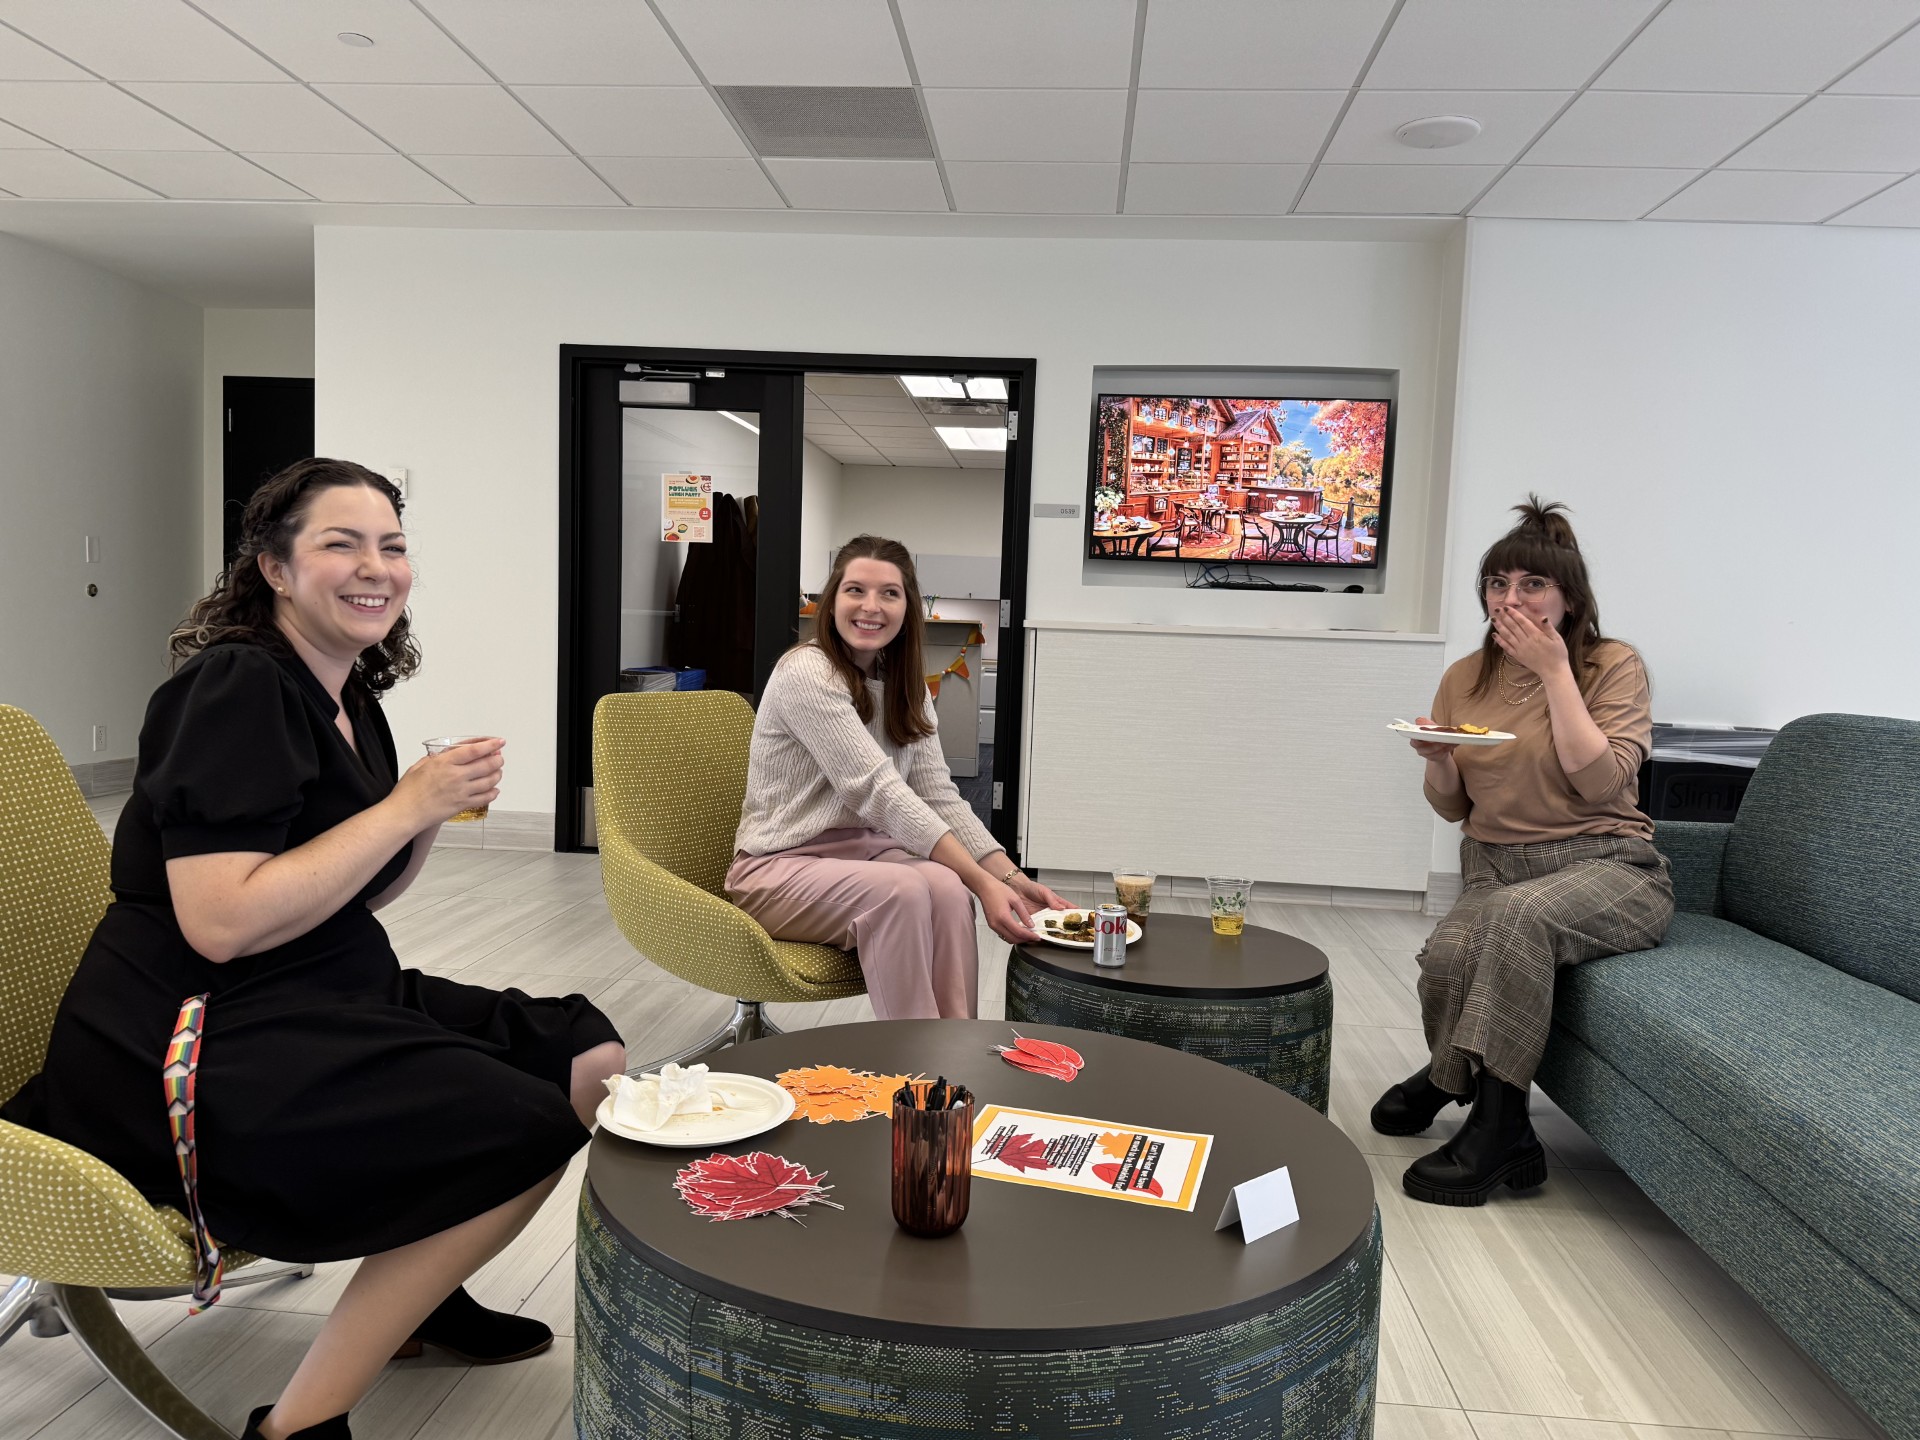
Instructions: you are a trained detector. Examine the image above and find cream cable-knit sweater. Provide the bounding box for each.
[734,643,1000,861]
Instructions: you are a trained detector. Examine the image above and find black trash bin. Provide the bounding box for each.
[1636,724,1776,823]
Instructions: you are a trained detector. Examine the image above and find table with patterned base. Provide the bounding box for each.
[1006,914,1334,1113]
[576,1020,1379,1440]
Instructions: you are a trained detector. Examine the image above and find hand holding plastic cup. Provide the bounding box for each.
[422,736,498,822]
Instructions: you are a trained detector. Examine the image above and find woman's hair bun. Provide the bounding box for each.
[1511,493,1579,552]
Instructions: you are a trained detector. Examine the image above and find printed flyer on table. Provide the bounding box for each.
[970,1104,1212,1212]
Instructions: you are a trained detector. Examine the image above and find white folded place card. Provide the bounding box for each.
[1215,1164,1300,1244]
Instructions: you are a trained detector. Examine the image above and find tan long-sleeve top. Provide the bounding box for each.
[734,642,1000,861]
[1422,640,1654,845]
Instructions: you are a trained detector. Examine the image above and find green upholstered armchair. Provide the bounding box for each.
[592,691,865,1074]
[0,705,309,1440]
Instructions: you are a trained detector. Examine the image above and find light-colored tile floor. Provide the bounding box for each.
[1,832,1889,1439]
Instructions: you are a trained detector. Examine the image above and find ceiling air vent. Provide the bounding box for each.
[715,86,933,159]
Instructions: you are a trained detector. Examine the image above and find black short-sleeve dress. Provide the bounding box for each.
[1,642,622,1262]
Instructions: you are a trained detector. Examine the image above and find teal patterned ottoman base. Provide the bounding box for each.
[575,1190,1381,1440]
[1005,956,1334,1114]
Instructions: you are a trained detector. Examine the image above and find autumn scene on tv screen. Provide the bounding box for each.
[1091,396,1388,566]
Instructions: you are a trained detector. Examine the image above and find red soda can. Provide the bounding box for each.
[1092,903,1129,968]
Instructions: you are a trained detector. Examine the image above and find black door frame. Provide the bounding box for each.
[557,343,1038,862]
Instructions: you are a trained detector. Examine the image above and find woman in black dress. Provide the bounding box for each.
[1,459,626,1440]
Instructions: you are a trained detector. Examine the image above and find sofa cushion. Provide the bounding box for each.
[1722,712,1920,1003]
[1553,911,1920,1318]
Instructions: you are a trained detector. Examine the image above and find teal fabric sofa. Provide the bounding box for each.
[1536,713,1920,1440]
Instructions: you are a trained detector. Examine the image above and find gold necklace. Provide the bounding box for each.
[1498,655,1545,706]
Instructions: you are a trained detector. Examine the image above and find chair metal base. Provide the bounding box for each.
[626,998,785,1077]
[0,1262,314,1440]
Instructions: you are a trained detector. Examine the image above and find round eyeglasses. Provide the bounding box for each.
[1481,576,1559,598]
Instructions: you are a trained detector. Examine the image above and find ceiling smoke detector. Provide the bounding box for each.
[1395,115,1481,150]
[337,32,375,48]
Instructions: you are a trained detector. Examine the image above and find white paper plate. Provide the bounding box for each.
[1030,908,1143,949]
[1386,722,1515,747]
[595,1073,795,1147]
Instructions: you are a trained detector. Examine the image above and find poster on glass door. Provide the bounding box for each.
[661,473,713,543]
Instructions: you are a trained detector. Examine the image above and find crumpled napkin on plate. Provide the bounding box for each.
[603,1062,721,1132]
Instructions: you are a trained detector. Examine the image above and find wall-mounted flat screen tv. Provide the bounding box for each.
[1086,394,1394,569]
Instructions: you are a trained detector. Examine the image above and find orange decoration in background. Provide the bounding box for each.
[1097,1131,1134,1159]
[777,1064,917,1123]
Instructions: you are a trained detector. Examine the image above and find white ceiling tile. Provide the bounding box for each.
[923,89,1127,162]
[125,83,390,153]
[0,114,48,146]
[953,450,1004,468]
[316,84,563,155]
[0,147,155,196]
[654,0,908,87]
[1649,168,1900,222]
[897,0,1138,87]
[1825,171,1920,224]
[947,161,1120,213]
[1365,0,1659,90]
[192,0,490,82]
[1325,90,1570,165]
[1130,90,1345,164]
[0,21,87,79]
[1832,21,1920,94]
[1595,0,1920,93]
[417,0,697,85]
[0,82,217,149]
[1123,161,1308,214]
[1472,165,1697,219]
[1298,163,1498,214]
[589,156,781,207]
[517,87,746,157]
[848,423,939,438]
[79,148,310,200]
[0,0,285,81]
[763,157,946,210]
[246,151,465,202]
[809,375,904,395]
[1723,94,1920,170]
[1527,91,1799,168]
[1140,0,1396,89]
[414,153,622,204]
[826,395,921,414]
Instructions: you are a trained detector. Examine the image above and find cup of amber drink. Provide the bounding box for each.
[1112,868,1156,929]
[423,736,493,822]
[1207,876,1251,936]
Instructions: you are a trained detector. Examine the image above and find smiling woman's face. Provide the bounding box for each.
[260,483,412,663]
[834,557,907,671]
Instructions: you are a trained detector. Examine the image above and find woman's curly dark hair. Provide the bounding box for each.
[169,458,421,695]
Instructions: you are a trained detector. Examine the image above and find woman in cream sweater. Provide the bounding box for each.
[728,535,1066,1019]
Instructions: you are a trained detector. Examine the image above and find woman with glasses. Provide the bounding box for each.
[1371,497,1673,1206]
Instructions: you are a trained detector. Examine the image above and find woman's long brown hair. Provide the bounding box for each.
[809,535,935,747]
[1466,495,1615,700]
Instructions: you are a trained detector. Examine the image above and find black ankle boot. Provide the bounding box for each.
[1401,1071,1547,1206]
[1370,1066,1467,1136]
[395,1285,553,1365]
[242,1403,352,1439]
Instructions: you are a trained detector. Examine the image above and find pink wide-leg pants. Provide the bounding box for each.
[725,828,979,1020]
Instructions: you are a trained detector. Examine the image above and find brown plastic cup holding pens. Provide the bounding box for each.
[891,1079,973,1239]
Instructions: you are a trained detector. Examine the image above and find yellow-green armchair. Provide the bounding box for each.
[593,691,865,1073]
[0,706,308,1440]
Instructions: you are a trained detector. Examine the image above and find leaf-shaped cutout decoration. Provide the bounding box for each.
[673,1151,837,1221]
[996,1048,1079,1082]
[996,1133,1052,1173]
[1091,1161,1164,1198]
[993,1031,1084,1081]
[1010,1035,1084,1071]
[1097,1131,1134,1159]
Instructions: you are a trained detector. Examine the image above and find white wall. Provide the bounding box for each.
[834,464,1003,558]
[0,232,201,765]
[201,308,314,582]
[315,226,1451,814]
[799,438,841,593]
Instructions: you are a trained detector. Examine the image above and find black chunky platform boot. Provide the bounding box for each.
[241,1403,351,1439]
[1369,1066,1467,1136]
[394,1284,554,1365]
[1401,1071,1547,1206]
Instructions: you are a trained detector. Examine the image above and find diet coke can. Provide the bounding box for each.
[1092,903,1129,968]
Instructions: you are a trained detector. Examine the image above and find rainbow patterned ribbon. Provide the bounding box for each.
[163,993,223,1312]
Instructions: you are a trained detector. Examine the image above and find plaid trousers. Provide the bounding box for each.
[1419,834,1674,1092]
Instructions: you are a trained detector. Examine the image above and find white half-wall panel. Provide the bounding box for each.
[201,308,313,583]
[0,232,200,766]
[1025,625,1444,889]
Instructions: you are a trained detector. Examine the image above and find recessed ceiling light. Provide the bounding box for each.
[717,410,759,435]
[901,375,965,399]
[1395,115,1481,150]
[935,425,1006,453]
[963,377,1007,402]
[337,32,376,48]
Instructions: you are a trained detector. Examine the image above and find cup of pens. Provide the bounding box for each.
[891,1076,973,1239]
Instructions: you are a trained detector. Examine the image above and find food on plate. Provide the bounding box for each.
[1417,722,1492,735]
[1043,910,1093,937]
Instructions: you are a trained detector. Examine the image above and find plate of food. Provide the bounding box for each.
[1387,720,1516,747]
[596,1066,795,1147]
[1030,908,1143,949]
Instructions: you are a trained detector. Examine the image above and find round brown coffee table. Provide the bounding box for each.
[1006,913,1334,1111]
[575,1020,1379,1439]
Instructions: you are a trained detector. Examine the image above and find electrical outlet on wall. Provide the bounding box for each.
[91,725,107,752]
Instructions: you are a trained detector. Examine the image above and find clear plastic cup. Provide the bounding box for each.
[423,736,492,822]
[1207,875,1251,936]
[1112,868,1156,929]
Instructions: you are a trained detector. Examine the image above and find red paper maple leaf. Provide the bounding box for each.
[995,1132,1052,1173]
[1092,1161,1164,1198]
[992,1033,1085,1082]
[673,1151,836,1222]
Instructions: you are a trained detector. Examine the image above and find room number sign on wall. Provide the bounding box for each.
[662,473,713,542]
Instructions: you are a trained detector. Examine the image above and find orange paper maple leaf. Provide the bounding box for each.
[1097,1131,1134,1159]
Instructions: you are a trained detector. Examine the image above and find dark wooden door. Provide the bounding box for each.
[222,376,314,564]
